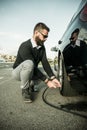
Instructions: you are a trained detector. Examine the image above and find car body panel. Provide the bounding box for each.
[51,0,87,96]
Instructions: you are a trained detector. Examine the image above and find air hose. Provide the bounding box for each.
[42,87,87,119]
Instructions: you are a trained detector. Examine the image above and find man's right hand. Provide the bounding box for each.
[46,80,61,88]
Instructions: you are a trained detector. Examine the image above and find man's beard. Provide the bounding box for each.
[71,41,76,45]
[35,36,44,46]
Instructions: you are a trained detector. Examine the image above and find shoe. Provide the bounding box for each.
[22,88,32,103]
[30,80,39,92]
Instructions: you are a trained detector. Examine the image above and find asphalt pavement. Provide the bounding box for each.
[0,67,87,130]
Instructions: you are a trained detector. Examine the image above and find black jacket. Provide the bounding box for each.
[13,39,54,81]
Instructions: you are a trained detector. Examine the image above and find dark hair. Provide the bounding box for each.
[69,28,80,40]
[33,22,50,33]
[72,28,80,35]
[73,28,79,34]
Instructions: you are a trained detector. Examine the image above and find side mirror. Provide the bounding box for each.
[58,40,62,44]
[51,47,58,52]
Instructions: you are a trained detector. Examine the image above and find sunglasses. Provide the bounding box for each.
[39,31,48,38]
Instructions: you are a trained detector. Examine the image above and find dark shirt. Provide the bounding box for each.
[63,40,87,67]
[13,39,54,81]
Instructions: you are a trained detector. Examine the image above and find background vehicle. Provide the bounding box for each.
[51,0,87,96]
[0,57,6,63]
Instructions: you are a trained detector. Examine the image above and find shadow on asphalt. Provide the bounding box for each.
[60,101,87,111]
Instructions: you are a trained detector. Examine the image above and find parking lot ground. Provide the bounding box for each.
[0,68,87,130]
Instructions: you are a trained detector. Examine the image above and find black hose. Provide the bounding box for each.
[42,87,87,119]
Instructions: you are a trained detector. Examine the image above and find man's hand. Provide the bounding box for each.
[52,78,61,87]
[46,78,61,88]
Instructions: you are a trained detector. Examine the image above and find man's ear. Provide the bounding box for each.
[35,30,40,37]
[35,30,38,35]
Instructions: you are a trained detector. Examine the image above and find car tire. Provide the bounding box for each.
[57,54,78,96]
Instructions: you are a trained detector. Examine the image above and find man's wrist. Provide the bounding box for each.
[44,76,56,84]
[44,78,49,84]
[50,76,56,80]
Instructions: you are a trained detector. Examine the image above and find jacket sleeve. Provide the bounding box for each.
[34,67,47,81]
[41,48,55,78]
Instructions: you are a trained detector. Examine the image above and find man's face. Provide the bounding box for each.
[70,32,78,42]
[35,29,48,46]
[35,36,44,46]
